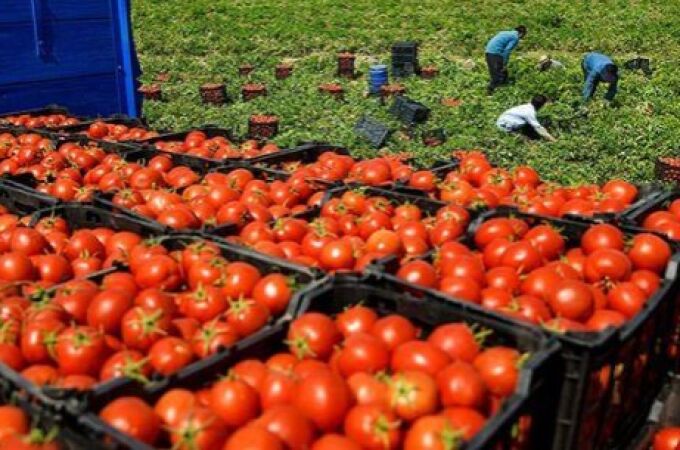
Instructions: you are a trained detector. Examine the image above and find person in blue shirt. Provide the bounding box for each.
[582,52,619,101]
[485,26,526,93]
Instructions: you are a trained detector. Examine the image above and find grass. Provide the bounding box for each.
[131,0,680,185]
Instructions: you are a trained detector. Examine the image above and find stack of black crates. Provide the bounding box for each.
[392,41,419,77]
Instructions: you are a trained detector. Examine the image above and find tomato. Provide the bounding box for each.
[335,305,378,338]
[210,378,259,427]
[20,318,64,364]
[170,407,228,450]
[484,266,520,293]
[226,298,269,337]
[348,372,390,409]
[391,340,451,376]
[192,320,239,358]
[134,254,181,290]
[21,365,58,385]
[224,425,284,450]
[260,369,298,410]
[64,230,105,260]
[287,313,341,360]
[366,230,402,256]
[602,180,637,204]
[149,337,194,375]
[154,389,197,427]
[100,350,151,382]
[179,285,228,323]
[319,239,356,271]
[361,315,414,352]
[397,260,437,289]
[439,276,482,303]
[404,415,461,450]
[0,252,35,281]
[54,326,105,376]
[441,407,486,440]
[523,225,564,260]
[473,347,519,398]
[256,405,316,450]
[630,270,661,296]
[548,279,594,321]
[100,397,161,445]
[121,306,171,352]
[627,233,671,273]
[294,369,352,431]
[581,224,624,254]
[87,289,134,335]
[474,218,516,248]
[0,406,28,440]
[607,282,648,318]
[499,241,542,274]
[521,267,562,301]
[436,361,487,409]
[10,227,47,256]
[585,309,627,331]
[344,405,401,450]
[584,249,632,283]
[389,370,438,421]
[653,427,680,450]
[222,262,261,299]
[337,333,390,376]
[312,434,362,450]
[427,323,480,363]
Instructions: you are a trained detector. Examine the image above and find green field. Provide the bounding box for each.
[132,0,680,184]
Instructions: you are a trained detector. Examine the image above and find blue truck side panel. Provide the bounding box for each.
[0,0,141,117]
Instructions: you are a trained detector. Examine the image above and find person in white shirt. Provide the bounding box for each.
[496,95,556,142]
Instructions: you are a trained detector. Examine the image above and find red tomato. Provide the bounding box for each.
[344,405,401,450]
[154,389,197,427]
[256,405,316,450]
[148,337,194,375]
[224,426,284,450]
[100,397,161,445]
[335,305,379,337]
[436,361,487,409]
[293,369,352,431]
[287,313,341,360]
[210,378,260,427]
[389,370,438,421]
[337,333,390,376]
[391,340,451,376]
[370,315,418,351]
[473,347,519,398]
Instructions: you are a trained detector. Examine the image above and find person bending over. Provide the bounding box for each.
[485,25,526,93]
[582,52,619,101]
[496,95,556,142]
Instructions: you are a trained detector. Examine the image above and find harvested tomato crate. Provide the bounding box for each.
[368,206,680,450]
[76,275,561,450]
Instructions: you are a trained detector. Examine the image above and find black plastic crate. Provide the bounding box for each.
[245,141,350,169]
[76,275,560,450]
[354,115,391,148]
[620,188,680,233]
[0,104,85,130]
[625,372,680,449]
[0,174,60,215]
[369,206,680,450]
[389,95,430,124]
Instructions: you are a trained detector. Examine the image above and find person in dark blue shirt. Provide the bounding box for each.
[582,52,619,101]
[485,26,526,93]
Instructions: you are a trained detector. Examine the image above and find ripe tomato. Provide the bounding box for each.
[370,315,418,351]
[347,372,390,409]
[287,313,341,360]
[294,369,352,431]
[337,333,390,376]
[548,279,594,321]
[312,434,362,450]
[222,262,261,299]
[210,378,259,427]
[585,309,627,331]
[442,407,486,440]
[121,306,171,352]
[404,414,460,450]
[391,340,450,376]
[427,323,480,363]
[0,406,28,440]
[170,407,228,450]
[653,427,680,450]
[627,233,671,273]
[473,347,519,398]
[100,397,160,445]
[149,337,194,375]
[179,285,228,323]
[100,350,151,382]
[256,405,316,450]
[54,326,105,376]
[20,318,65,364]
[397,260,437,289]
[436,361,487,409]
[0,252,35,281]
[584,249,632,282]
[224,425,284,450]
[154,389,197,427]
[336,305,378,337]
[86,289,134,335]
[389,370,438,421]
[523,225,564,260]
[344,405,401,450]
[191,321,239,358]
[580,224,624,254]
[607,282,648,318]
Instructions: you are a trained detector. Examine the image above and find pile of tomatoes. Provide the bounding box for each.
[85,121,159,141]
[275,152,425,187]
[228,189,471,271]
[0,114,79,130]
[652,427,680,450]
[407,152,640,218]
[637,197,680,240]
[99,305,526,450]
[396,217,672,331]
[152,130,280,160]
[0,404,60,450]
[0,211,300,389]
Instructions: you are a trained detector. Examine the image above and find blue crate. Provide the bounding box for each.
[0,0,141,118]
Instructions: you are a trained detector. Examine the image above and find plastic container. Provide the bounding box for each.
[354,115,391,148]
[625,372,680,449]
[389,95,430,124]
[369,206,680,450]
[621,189,680,233]
[0,1,141,117]
[368,64,389,94]
[0,104,82,130]
[77,275,561,450]
[51,114,149,139]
